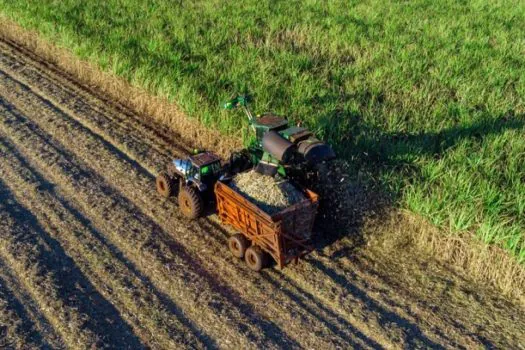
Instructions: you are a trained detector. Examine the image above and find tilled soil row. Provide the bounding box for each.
[0,38,196,161]
[0,59,378,349]
[0,258,63,349]
[349,247,525,348]
[0,44,512,348]
[0,138,209,349]
[0,179,144,349]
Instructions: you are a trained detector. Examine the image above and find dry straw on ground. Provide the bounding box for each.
[1,17,523,305]
[369,211,525,305]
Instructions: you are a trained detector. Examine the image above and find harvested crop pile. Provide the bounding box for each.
[230,170,305,215]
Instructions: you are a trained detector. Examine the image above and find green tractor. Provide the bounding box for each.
[156,151,222,219]
[224,95,336,184]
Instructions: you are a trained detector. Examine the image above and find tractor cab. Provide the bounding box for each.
[187,152,222,189]
[157,151,222,219]
[172,151,221,192]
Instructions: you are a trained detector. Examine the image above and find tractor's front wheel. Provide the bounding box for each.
[178,186,203,219]
[156,172,175,197]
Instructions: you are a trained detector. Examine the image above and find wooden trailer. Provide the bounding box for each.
[215,180,319,271]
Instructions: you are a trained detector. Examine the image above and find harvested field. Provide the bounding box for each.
[0,37,524,349]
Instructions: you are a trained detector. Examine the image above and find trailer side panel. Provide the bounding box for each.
[215,181,318,268]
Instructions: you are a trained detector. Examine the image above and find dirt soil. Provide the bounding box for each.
[0,37,524,349]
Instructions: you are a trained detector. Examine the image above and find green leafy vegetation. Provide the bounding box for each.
[1,0,523,261]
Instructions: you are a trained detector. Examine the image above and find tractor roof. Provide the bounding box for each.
[254,114,288,129]
[189,152,221,167]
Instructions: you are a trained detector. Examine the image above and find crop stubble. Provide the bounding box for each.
[0,257,63,349]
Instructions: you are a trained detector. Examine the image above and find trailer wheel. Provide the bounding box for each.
[228,234,250,259]
[244,246,267,272]
[178,186,203,219]
[156,172,175,197]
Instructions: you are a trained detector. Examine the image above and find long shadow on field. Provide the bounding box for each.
[310,259,448,349]
[0,261,56,348]
[0,180,145,348]
[353,253,510,348]
[0,135,217,348]
[349,114,525,165]
[0,96,301,348]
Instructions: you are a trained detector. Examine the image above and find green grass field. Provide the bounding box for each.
[1,0,524,262]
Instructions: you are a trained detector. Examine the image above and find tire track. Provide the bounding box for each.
[0,63,388,348]
[0,137,212,349]
[0,179,144,349]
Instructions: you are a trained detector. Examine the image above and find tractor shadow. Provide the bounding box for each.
[311,109,525,256]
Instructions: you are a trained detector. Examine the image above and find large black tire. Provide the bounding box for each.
[156,172,175,198]
[228,234,250,259]
[244,246,267,272]
[178,186,203,219]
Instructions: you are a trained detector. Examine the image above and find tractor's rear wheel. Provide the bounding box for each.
[178,186,203,219]
[228,234,250,259]
[244,246,267,272]
[156,172,175,197]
